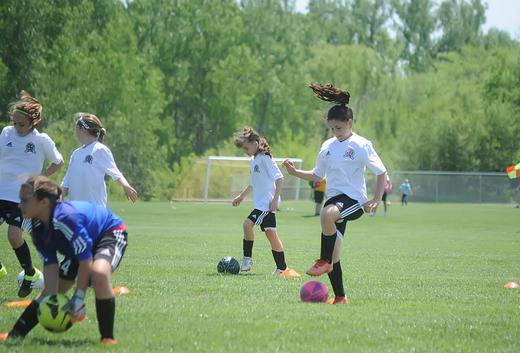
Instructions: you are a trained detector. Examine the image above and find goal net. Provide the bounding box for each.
[172,156,306,201]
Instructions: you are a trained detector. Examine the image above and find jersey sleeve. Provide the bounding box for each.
[0,127,8,159]
[363,142,386,175]
[40,133,64,164]
[262,155,283,181]
[95,146,123,181]
[55,214,94,262]
[312,149,328,179]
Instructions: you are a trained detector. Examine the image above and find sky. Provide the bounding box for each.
[294,0,520,39]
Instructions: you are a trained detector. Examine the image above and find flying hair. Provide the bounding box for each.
[234,127,272,157]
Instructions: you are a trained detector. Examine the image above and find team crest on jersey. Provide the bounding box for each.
[5,141,13,147]
[84,155,94,164]
[25,142,36,154]
[326,151,331,156]
[344,147,355,160]
[254,165,260,173]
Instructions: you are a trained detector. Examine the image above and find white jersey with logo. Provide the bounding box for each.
[249,153,284,211]
[61,141,123,207]
[312,133,386,205]
[0,126,63,203]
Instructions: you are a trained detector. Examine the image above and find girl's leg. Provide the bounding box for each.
[9,225,39,297]
[307,205,341,276]
[265,229,286,270]
[91,258,116,340]
[241,219,255,271]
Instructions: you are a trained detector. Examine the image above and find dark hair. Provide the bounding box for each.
[21,176,62,205]
[9,90,43,127]
[234,127,272,157]
[309,83,353,122]
[75,112,106,142]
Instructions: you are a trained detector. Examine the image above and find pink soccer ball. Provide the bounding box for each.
[300,280,329,303]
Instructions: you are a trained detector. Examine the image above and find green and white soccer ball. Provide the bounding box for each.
[37,294,73,333]
[17,270,44,290]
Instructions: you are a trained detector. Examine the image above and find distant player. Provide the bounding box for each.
[310,178,326,216]
[0,91,64,297]
[0,176,128,345]
[400,178,412,206]
[61,112,138,207]
[232,127,300,278]
[284,83,387,304]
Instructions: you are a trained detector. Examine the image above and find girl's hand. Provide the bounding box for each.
[283,159,296,175]
[124,185,138,202]
[363,198,380,213]
[269,198,278,212]
[232,196,243,207]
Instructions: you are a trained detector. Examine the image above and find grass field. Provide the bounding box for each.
[0,201,518,353]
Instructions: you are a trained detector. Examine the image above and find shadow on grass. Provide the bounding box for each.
[28,337,93,347]
[301,214,319,218]
[205,273,261,277]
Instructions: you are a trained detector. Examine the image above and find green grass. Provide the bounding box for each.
[0,201,519,353]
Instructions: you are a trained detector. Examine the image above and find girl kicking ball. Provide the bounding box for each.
[284,83,387,304]
[233,127,300,278]
[1,176,128,345]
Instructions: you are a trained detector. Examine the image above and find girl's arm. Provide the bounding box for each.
[283,160,322,182]
[363,172,386,212]
[116,175,138,202]
[42,161,64,177]
[232,185,252,206]
[269,177,283,212]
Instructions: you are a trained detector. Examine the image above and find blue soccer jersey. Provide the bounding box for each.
[30,201,123,265]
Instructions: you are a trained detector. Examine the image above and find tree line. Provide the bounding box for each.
[1,0,518,199]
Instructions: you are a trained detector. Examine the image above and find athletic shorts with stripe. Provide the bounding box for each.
[0,199,23,228]
[59,225,128,281]
[247,209,276,232]
[323,194,364,237]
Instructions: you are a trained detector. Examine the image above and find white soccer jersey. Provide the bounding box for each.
[0,126,63,203]
[61,141,123,207]
[249,153,284,211]
[312,133,386,205]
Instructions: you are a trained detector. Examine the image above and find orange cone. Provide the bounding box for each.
[113,286,130,295]
[504,281,520,289]
[4,300,32,308]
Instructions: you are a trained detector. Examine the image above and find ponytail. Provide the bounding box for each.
[309,83,353,122]
[75,113,106,142]
[10,90,43,127]
[234,127,272,157]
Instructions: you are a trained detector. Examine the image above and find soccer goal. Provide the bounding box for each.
[202,156,304,201]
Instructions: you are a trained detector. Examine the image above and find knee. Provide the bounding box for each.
[320,208,337,224]
[90,266,110,287]
[243,219,253,232]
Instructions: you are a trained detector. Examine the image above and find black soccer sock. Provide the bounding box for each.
[271,250,287,271]
[243,239,254,258]
[328,261,345,297]
[96,297,116,339]
[320,233,336,264]
[10,300,39,338]
[14,241,35,276]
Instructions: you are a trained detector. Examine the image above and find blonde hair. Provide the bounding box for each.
[75,112,106,142]
[10,90,43,127]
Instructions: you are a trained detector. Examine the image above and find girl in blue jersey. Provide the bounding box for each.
[0,176,127,345]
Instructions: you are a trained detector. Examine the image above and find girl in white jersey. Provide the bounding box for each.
[284,83,387,304]
[232,128,300,278]
[0,91,64,297]
[61,112,138,207]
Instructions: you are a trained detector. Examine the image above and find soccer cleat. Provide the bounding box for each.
[0,264,7,279]
[305,259,333,276]
[17,268,42,298]
[326,296,350,305]
[100,338,118,345]
[240,256,253,272]
[0,332,8,341]
[272,267,301,278]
